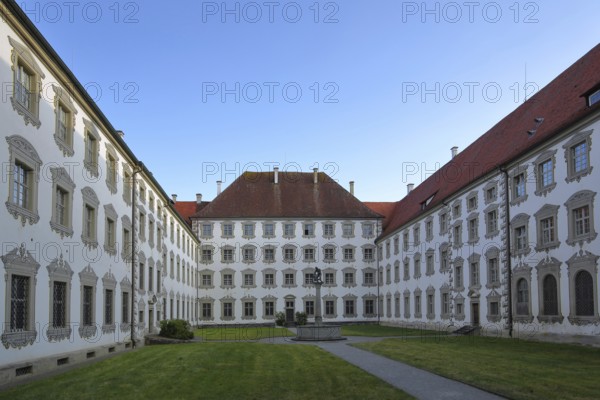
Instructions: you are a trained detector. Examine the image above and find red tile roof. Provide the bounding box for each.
[364,202,397,229]
[192,172,383,220]
[381,44,600,239]
[174,201,211,226]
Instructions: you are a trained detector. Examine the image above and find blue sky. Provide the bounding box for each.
[19,0,600,202]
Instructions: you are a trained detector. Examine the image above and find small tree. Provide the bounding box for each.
[275,312,286,327]
[295,312,307,326]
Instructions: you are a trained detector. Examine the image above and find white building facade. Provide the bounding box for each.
[190,170,382,325]
[0,1,198,383]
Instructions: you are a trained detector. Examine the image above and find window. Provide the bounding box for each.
[362,223,374,237]
[344,271,355,286]
[453,222,462,247]
[201,224,213,238]
[425,219,433,241]
[201,246,213,263]
[485,206,499,238]
[222,247,234,263]
[404,293,410,319]
[485,185,497,203]
[441,290,450,318]
[105,145,119,194]
[243,301,254,318]
[104,289,114,327]
[467,192,478,211]
[304,247,315,262]
[344,299,355,317]
[305,300,315,316]
[393,236,399,254]
[264,301,275,317]
[534,205,560,251]
[454,261,463,290]
[303,223,315,237]
[121,290,130,325]
[403,259,410,281]
[363,247,374,261]
[486,247,500,288]
[439,244,449,272]
[511,213,530,255]
[52,281,67,329]
[323,223,334,237]
[222,302,233,319]
[452,201,461,218]
[439,211,448,234]
[510,166,528,205]
[467,215,478,243]
[50,168,75,238]
[9,37,45,127]
[304,272,314,285]
[414,291,422,318]
[342,223,354,237]
[403,231,409,251]
[263,222,275,237]
[589,89,600,106]
[425,252,434,276]
[201,273,213,288]
[542,275,559,317]
[263,272,275,287]
[222,272,234,288]
[263,247,275,263]
[469,260,480,288]
[343,247,354,261]
[565,190,597,245]
[363,271,375,286]
[243,223,255,237]
[202,303,212,319]
[243,246,255,262]
[138,212,146,242]
[426,288,435,319]
[324,246,335,262]
[414,254,421,278]
[574,271,594,317]
[413,225,420,245]
[364,299,375,317]
[84,128,100,173]
[104,206,118,254]
[79,265,98,339]
[138,263,145,290]
[243,272,255,288]
[284,272,295,286]
[52,86,77,156]
[5,136,42,225]
[81,187,99,248]
[283,246,296,262]
[283,223,295,237]
[325,300,335,317]
[516,278,530,317]
[222,223,233,237]
[534,151,557,196]
[564,131,592,182]
[324,272,335,285]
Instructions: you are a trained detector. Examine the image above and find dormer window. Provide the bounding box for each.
[588,89,600,106]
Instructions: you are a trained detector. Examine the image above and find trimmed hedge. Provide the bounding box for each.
[159,319,194,340]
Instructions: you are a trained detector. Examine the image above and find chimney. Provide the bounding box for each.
[171,194,177,203]
[407,184,414,194]
[349,181,355,196]
[196,193,203,204]
[217,180,222,195]
[451,146,458,159]
[313,168,318,184]
[274,167,279,184]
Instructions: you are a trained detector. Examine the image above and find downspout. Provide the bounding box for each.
[376,221,381,325]
[500,167,513,338]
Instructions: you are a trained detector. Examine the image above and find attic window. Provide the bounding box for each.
[589,89,600,106]
[421,195,435,210]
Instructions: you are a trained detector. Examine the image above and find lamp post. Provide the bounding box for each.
[131,162,143,348]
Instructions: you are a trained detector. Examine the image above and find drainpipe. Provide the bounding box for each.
[376,223,381,325]
[500,167,513,338]
[131,162,144,348]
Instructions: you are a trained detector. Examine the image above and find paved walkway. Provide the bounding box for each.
[314,337,504,400]
[264,330,504,400]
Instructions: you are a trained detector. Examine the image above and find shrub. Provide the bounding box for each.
[159,319,194,340]
[295,312,307,326]
[275,312,286,327]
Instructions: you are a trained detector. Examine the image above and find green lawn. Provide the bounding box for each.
[0,343,411,400]
[195,325,294,341]
[341,324,447,337]
[354,335,600,400]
